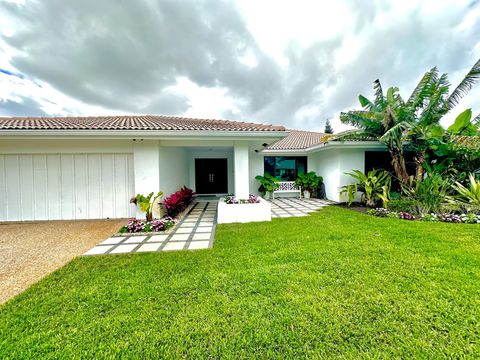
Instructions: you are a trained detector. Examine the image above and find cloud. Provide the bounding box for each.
[0,0,479,132]
[0,96,47,116]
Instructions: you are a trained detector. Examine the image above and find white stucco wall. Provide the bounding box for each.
[158,146,189,196]
[309,147,366,202]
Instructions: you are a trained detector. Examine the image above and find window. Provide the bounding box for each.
[264,156,307,181]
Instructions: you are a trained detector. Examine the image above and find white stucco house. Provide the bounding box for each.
[0,115,386,222]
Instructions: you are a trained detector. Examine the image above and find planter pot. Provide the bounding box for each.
[217,198,272,224]
[303,190,311,199]
[263,192,271,200]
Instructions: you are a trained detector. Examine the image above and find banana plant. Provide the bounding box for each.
[130,192,164,221]
[340,169,391,207]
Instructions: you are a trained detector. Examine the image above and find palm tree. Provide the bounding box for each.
[338,58,480,182]
[338,81,411,183]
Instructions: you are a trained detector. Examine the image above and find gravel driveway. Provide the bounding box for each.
[0,219,125,304]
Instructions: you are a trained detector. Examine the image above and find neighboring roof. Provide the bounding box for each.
[265,130,327,150]
[0,115,285,132]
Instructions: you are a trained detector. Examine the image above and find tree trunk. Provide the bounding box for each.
[390,151,409,184]
[415,151,425,182]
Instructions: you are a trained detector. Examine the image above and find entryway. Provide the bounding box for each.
[195,158,228,194]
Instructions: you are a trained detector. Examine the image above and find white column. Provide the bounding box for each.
[234,141,250,198]
[133,140,160,218]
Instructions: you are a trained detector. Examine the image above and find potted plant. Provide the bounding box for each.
[295,172,322,199]
[255,173,280,199]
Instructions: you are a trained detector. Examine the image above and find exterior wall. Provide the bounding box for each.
[233,141,250,198]
[248,142,265,195]
[158,146,189,196]
[309,147,366,202]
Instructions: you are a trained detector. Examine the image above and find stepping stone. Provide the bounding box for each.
[175,227,193,234]
[170,234,189,241]
[110,244,137,254]
[84,245,113,255]
[99,237,124,245]
[162,242,187,251]
[198,222,214,226]
[196,226,213,232]
[192,233,211,240]
[147,235,169,242]
[123,236,147,244]
[188,241,210,250]
[136,243,162,252]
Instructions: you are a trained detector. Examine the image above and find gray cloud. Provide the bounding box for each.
[0,97,47,117]
[1,0,479,131]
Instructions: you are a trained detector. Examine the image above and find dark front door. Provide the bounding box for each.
[195,158,228,194]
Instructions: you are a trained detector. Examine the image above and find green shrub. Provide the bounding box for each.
[340,169,391,207]
[401,174,450,215]
[387,199,421,214]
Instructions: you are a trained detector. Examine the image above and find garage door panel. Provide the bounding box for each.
[87,155,102,219]
[5,155,21,221]
[60,154,75,220]
[19,155,34,220]
[0,153,134,221]
[46,155,62,220]
[33,155,48,220]
[74,154,88,219]
[100,154,115,218]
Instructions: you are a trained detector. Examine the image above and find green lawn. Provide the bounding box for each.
[1,207,479,358]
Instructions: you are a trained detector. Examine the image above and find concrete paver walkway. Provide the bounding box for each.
[85,198,332,255]
[270,198,332,218]
[84,201,217,255]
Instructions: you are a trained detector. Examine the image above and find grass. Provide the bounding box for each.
[1,206,479,358]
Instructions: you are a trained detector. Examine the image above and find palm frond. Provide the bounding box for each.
[446,58,480,110]
[331,130,378,142]
[419,73,450,124]
[406,67,438,111]
[372,79,385,108]
[340,111,383,134]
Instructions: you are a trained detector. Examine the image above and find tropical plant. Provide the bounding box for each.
[163,186,195,217]
[130,192,163,221]
[255,173,280,195]
[340,169,391,207]
[451,173,480,206]
[337,58,480,182]
[294,171,323,193]
[401,174,450,215]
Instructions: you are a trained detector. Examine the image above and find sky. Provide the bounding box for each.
[0,0,480,133]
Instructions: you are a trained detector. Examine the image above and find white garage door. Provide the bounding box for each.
[0,154,135,221]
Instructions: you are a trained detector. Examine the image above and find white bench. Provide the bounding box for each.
[272,181,301,199]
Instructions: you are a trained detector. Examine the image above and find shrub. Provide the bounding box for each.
[421,213,439,222]
[452,173,480,205]
[130,192,163,221]
[295,172,323,193]
[163,186,195,217]
[255,174,280,195]
[387,199,420,214]
[340,169,391,207]
[401,174,450,214]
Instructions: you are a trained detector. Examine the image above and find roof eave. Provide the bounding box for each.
[0,129,289,141]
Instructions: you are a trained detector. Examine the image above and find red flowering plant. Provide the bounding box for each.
[163,186,196,217]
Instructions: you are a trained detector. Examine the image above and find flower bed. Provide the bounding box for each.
[224,194,260,204]
[116,186,196,235]
[217,195,271,224]
[367,208,480,224]
[118,216,175,234]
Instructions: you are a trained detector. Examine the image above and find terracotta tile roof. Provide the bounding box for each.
[0,115,286,132]
[265,130,327,150]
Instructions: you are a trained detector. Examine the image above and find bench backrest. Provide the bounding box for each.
[275,181,301,192]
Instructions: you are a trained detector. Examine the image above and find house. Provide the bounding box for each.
[0,115,386,221]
